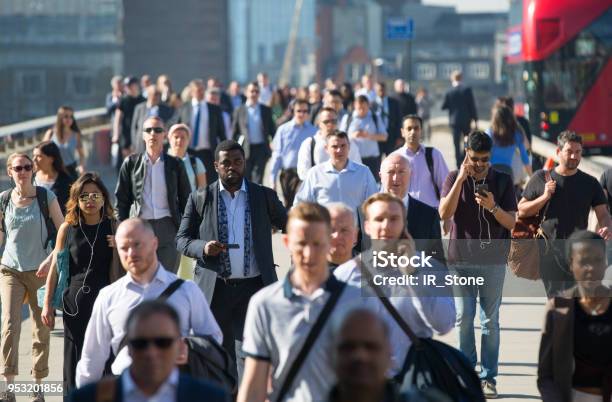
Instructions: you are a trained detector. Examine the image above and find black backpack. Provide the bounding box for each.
[0,186,57,249]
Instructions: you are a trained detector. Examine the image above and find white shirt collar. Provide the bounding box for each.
[125,264,171,288]
[324,159,354,173]
[191,98,204,107]
[219,179,247,195]
[123,367,179,396]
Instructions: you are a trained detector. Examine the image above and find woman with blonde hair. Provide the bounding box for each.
[41,172,121,394]
[43,106,86,178]
[0,153,63,402]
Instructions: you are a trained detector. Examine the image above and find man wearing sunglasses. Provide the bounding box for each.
[269,99,317,207]
[296,107,361,181]
[75,218,221,388]
[438,130,517,398]
[71,301,228,401]
[115,116,191,273]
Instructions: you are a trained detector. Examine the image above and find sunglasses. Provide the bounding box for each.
[128,337,176,350]
[78,192,103,202]
[11,165,33,172]
[322,119,337,125]
[143,127,164,134]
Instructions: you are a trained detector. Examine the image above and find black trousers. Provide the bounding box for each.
[361,156,382,183]
[451,125,470,169]
[210,275,264,382]
[147,217,180,273]
[246,144,269,185]
[193,148,217,184]
[279,169,301,208]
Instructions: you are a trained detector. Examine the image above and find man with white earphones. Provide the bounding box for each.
[439,130,517,399]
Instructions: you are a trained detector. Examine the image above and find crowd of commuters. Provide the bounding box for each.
[0,70,608,402]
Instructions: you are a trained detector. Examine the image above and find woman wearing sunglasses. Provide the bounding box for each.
[0,153,64,402]
[41,173,121,395]
[43,106,85,179]
[33,141,75,215]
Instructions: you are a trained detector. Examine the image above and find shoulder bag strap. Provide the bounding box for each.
[0,189,12,234]
[276,280,347,402]
[425,147,440,200]
[309,136,316,167]
[354,258,420,346]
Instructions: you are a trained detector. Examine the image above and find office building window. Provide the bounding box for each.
[17,71,45,97]
[439,63,462,80]
[468,62,490,80]
[67,72,93,97]
[416,63,436,80]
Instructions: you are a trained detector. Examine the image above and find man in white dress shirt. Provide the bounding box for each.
[75,218,222,388]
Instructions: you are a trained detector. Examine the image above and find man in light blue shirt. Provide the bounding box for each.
[269,99,317,207]
[294,130,378,212]
[339,95,388,181]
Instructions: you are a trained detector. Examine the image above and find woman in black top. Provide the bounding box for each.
[33,141,75,215]
[41,173,122,394]
[537,230,612,402]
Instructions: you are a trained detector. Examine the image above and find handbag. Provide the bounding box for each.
[507,201,550,280]
[37,226,74,309]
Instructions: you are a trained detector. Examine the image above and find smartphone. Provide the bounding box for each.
[475,183,489,197]
[224,243,240,249]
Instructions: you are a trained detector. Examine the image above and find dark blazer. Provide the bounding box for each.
[131,102,176,154]
[441,84,478,129]
[232,103,276,159]
[50,170,75,215]
[115,152,191,228]
[374,96,402,154]
[177,102,226,151]
[176,179,287,294]
[69,372,230,402]
[406,195,445,263]
[392,92,417,118]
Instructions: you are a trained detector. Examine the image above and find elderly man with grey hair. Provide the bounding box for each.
[326,203,358,270]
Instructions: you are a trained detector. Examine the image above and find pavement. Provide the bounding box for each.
[11,128,547,401]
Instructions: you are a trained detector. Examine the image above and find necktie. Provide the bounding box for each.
[192,103,201,149]
[217,184,251,278]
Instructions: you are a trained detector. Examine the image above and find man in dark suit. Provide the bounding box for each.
[441,70,478,168]
[373,81,402,155]
[392,79,417,120]
[177,79,227,183]
[232,82,276,184]
[176,140,287,380]
[379,153,445,263]
[69,301,229,402]
[131,85,176,154]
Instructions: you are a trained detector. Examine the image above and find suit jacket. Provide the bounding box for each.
[391,92,417,118]
[441,84,478,129]
[232,103,276,159]
[177,102,226,151]
[374,96,402,155]
[69,372,229,402]
[131,102,176,154]
[115,152,191,228]
[176,179,287,300]
[406,195,445,263]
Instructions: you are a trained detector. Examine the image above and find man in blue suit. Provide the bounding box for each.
[69,301,229,402]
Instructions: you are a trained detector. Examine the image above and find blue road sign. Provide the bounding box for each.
[385,17,414,40]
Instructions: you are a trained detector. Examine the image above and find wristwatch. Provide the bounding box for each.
[488,204,500,215]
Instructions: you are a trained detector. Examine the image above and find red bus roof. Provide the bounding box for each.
[521,0,611,61]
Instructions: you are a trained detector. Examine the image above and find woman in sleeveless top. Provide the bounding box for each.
[33,141,75,216]
[43,106,85,179]
[41,173,122,395]
[0,153,64,402]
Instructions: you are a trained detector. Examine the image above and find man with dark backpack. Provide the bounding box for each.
[392,114,451,234]
[238,203,362,402]
[75,218,224,389]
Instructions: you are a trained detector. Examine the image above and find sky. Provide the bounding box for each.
[422,0,509,13]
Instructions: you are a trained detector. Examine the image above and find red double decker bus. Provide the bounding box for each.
[505,0,612,154]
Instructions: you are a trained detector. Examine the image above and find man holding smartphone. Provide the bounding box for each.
[176,140,287,382]
[438,131,517,399]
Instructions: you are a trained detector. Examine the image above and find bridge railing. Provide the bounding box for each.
[0,108,112,166]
